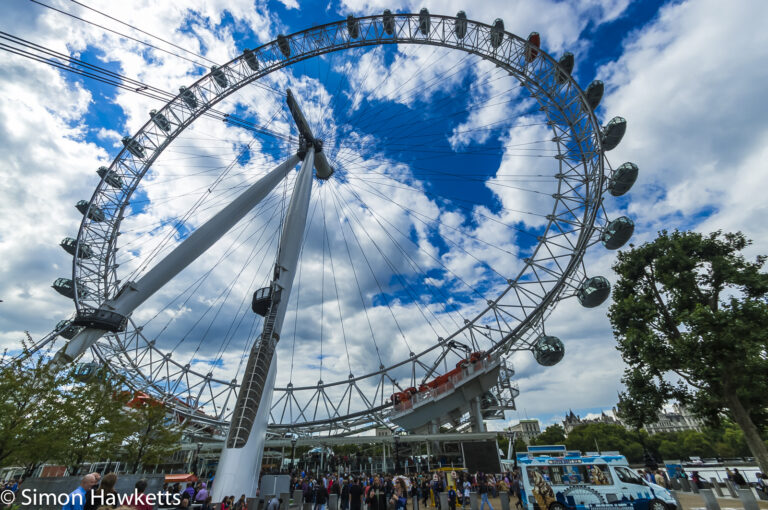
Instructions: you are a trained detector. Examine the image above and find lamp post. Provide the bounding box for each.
[394,434,401,474]
[290,437,298,473]
[194,442,203,476]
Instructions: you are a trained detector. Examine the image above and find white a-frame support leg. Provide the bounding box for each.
[53,154,301,366]
[212,147,316,500]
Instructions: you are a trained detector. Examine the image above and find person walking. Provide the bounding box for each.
[479,478,494,510]
[366,477,387,510]
[349,478,363,510]
[341,478,350,510]
[732,469,747,488]
[447,486,457,510]
[314,480,329,510]
[462,478,471,510]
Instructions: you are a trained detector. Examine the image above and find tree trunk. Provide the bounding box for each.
[725,392,768,475]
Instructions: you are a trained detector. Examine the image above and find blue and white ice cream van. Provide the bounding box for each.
[517,447,677,510]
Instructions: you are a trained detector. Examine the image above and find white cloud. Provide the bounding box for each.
[2,0,765,433]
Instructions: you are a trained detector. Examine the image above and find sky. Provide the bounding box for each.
[1,0,767,433]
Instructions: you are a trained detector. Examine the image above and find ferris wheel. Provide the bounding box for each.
[27,10,637,461]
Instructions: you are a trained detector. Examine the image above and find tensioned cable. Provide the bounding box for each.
[348,178,510,281]
[330,182,470,343]
[328,183,441,351]
[322,43,452,141]
[332,170,551,238]
[144,194,281,353]
[321,187,353,375]
[288,191,323,383]
[124,108,291,283]
[324,57,512,145]
[33,0,289,97]
[0,32,291,141]
[337,181,488,307]
[67,0,219,66]
[185,203,285,362]
[326,182,383,367]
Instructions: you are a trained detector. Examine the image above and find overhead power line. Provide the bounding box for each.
[0,31,293,142]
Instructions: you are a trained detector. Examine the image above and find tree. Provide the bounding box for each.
[0,337,71,470]
[533,425,566,445]
[122,397,184,473]
[56,366,135,475]
[610,230,768,473]
[565,423,643,463]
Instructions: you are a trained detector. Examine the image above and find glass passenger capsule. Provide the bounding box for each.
[75,200,105,222]
[56,319,82,340]
[419,8,430,35]
[210,66,228,88]
[60,237,93,258]
[577,276,611,308]
[584,80,604,111]
[601,116,627,151]
[243,49,259,71]
[533,335,565,366]
[179,86,198,109]
[150,110,172,132]
[52,278,87,299]
[97,166,123,189]
[490,19,504,49]
[608,162,639,196]
[383,10,395,35]
[121,136,145,158]
[455,11,467,39]
[277,34,291,57]
[557,52,574,83]
[347,15,360,39]
[601,216,635,250]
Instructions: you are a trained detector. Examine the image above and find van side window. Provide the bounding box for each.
[585,465,612,485]
[526,465,613,486]
[615,467,645,485]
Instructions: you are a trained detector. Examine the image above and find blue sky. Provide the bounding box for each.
[1,0,767,431]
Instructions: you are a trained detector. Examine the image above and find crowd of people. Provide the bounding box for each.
[3,463,767,510]
[287,469,524,510]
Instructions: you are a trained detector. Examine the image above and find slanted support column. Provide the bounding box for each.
[470,397,485,432]
[212,148,316,500]
[52,155,301,366]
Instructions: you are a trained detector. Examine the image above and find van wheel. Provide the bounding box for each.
[548,503,566,510]
[649,499,668,510]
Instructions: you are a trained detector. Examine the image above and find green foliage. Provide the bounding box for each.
[56,366,136,475]
[533,425,566,445]
[122,400,184,473]
[565,423,644,463]
[1,337,187,474]
[0,336,71,470]
[609,230,768,473]
[557,422,751,463]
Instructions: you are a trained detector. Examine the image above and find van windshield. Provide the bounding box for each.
[526,464,613,486]
[614,467,645,485]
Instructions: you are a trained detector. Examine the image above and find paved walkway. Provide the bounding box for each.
[675,492,768,510]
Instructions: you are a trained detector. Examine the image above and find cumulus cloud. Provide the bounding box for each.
[1,0,763,433]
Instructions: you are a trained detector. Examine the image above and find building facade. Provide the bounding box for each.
[562,405,703,435]
[562,409,623,434]
[643,404,704,434]
[509,419,541,444]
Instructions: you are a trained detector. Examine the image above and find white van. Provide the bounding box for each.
[517,448,677,510]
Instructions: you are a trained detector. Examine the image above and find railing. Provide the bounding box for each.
[393,356,498,413]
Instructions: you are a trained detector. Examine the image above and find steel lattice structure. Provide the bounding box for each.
[22,11,636,438]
